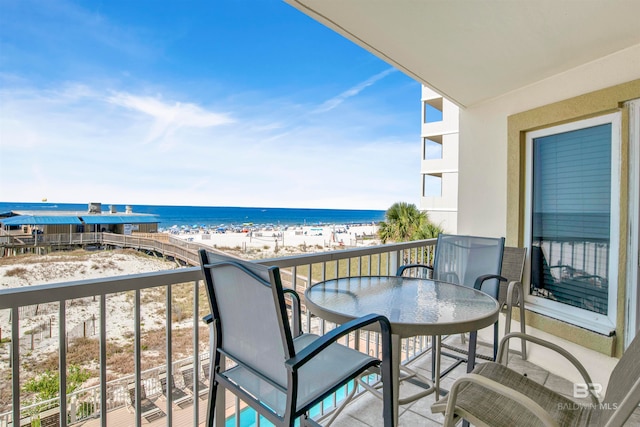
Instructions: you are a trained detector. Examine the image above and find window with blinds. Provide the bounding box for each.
[530,123,612,315]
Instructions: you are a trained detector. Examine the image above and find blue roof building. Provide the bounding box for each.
[0,203,159,236]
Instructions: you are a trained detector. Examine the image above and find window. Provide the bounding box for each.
[423,173,442,197]
[423,136,442,160]
[423,98,443,123]
[525,113,620,333]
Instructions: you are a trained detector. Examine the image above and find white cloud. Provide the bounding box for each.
[314,68,397,113]
[0,82,419,210]
[106,92,235,148]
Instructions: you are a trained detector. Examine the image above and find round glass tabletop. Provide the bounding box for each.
[305,276,500,337]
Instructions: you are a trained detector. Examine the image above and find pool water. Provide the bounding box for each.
[224,379,366,427]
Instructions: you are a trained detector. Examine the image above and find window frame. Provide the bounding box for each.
[626,98,640,348]
[523,112,621,334]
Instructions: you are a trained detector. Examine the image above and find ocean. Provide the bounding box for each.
[0,202,386,230]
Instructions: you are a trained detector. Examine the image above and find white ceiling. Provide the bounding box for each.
[285,0,640,108]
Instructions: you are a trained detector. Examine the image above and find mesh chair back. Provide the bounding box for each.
[433,234,505,298]
[597,331,640,425]
[498,247,526,305]
[201,254,292,389]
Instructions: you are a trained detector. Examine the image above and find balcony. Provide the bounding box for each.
[0,237,633,426]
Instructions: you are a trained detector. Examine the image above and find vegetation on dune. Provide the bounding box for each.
[23,365,91,401]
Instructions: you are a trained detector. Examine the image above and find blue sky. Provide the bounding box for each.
[0,0,421,210]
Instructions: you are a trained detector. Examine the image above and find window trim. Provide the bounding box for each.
[523,112,621,335]
[626,98,640,348]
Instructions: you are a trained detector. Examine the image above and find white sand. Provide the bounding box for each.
[170,223,381,256]
[0,224,381,370]
[0,250,178,369]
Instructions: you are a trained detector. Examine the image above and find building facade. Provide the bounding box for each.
[420,86,459,233]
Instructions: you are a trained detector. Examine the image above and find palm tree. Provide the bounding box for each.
[413,221,443,241]
[378,202,443,243]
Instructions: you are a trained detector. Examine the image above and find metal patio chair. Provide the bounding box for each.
[199,249,395,427]
[498,246,527,359]
[159,371,192,408]
[126,382,165,422]
[397,234,505,371]
[431,331,640,427]
[398,244,527,360]
[181,365,208,400]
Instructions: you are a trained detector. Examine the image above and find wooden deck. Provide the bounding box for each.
[38,336,640,426]
[75,393,209,427]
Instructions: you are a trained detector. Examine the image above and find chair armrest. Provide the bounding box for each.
[285,313,395,426]
[283,288,302,336]
[285,313,392,371]
[474,273,507,292]
[504,280,522,307]
[496,332,598,405]
[441,373,560,427]
[396,263,432,276]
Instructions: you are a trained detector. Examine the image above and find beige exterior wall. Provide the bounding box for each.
[458,44,640,238]
[456,44,640,361]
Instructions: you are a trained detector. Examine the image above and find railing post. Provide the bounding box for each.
[70,396,76,424]
[389,250,400,276]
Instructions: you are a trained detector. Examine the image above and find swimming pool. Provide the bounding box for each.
[224,380,362,427]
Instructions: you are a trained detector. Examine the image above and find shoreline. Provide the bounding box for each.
[168,223,381,256]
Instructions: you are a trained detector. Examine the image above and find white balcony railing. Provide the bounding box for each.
[0,238,437,427]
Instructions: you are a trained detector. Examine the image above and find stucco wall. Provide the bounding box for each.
[456,43,640,356]
[457,44,640,239]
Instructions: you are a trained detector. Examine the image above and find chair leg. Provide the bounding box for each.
[466,331,478,373]
[504,304,512,339]
[379,335,395,427]
[493,321,499,361]
[206,380,217,427]
[505,283,528,360]
[518,285,527,360]
[431,336,436,383]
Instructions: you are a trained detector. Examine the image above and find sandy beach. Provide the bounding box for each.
[0,224,381,390]
[0,250,180,361]
[169,223,381,257]
[0,224,380,350]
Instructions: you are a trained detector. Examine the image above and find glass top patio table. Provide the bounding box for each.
[306,276,500,423]
[305,275,500,338]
